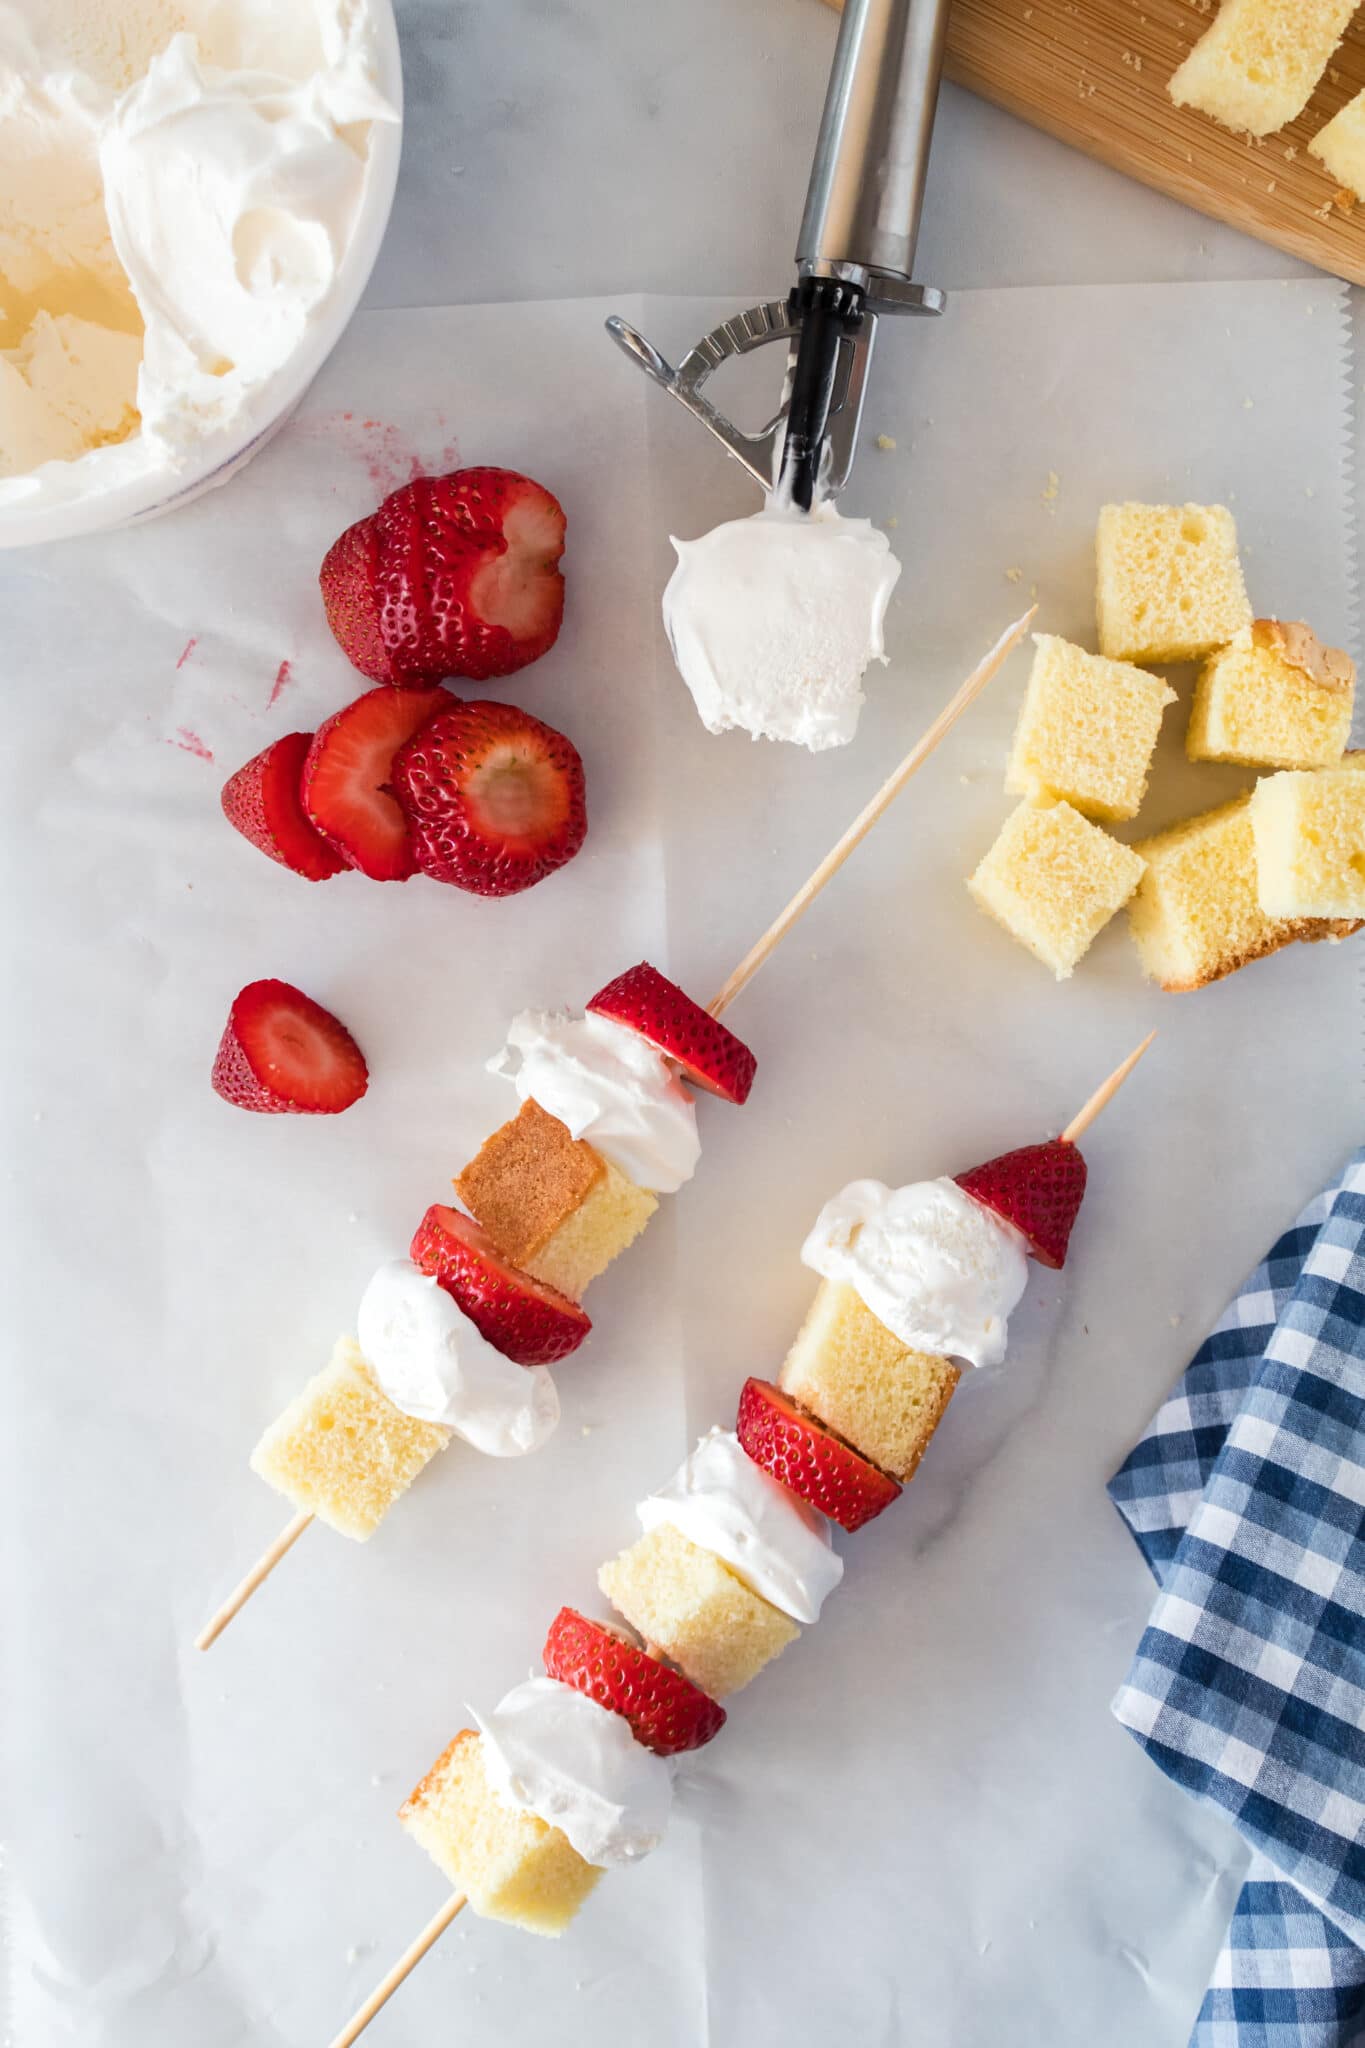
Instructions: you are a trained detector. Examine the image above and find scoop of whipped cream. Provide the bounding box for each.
[489,1009,701,1194]
[802,1177,1029,1370]
[638,1427,842,1624]
[475,1676,672,1868]
[0,0,396,508]
[661,498,902,750]
[357,1260,559,1457]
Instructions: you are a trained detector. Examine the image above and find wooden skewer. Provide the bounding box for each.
[707,606,1036,1019]
[327,1893,467,2048]
[1061,1031,1156,1144]
[194,1509,313,1651]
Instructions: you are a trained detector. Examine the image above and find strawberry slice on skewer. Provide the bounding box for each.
[956,1139,1087,1269]
[736,1378,901,1533]
[543,1607,725,1756]
[587,962,757,1105]
[409,1204,590,1366]
[220,732,348,881]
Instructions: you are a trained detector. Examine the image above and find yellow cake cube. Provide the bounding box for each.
[1188,620,1354,769]
[968,799,1147,980]
[456,1099,657,1301]
[598,1522,797,1699]
[400,1731,601,1935]
[250,1336,449,1541]
[1251,760,1365,921]
[1004,633,1176,821]
[1169,0,1356,137]
[780,1280,960,1484]
[1096,502,1251,664]
[1311,90,1365,199]
[1128,793,1350,990]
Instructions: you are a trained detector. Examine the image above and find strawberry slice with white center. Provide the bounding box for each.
[409,1203,590,1366]
[736,1378,901,1533]
[543,1607,725,1757]
[220,731,347,882]
[392,699,587,896]
[212,979,368,1115]
[587,961,757,1105]
[319,468,567,686]
[302,684,451,882]
[956,1138,1087,1268]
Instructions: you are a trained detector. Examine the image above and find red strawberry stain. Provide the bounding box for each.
[268,659,293,708]
[167,728,214,762]
[175,636,198,670]
[291,410,462,493]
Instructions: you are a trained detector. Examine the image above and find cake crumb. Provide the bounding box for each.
[886,514,899,528]
[581,1424,593,1437]
[875,433,897,452]
[1332,186,1357,214]
[1284,144,1298,161]
[1005,565,1023,583]
[1243,396,1254,409]
[1041,469,1060,508]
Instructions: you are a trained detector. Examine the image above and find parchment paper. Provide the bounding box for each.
[2,280,1359,2048]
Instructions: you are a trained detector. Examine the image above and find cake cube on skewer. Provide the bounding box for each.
[780,1281,960,1485]
[456,1099,657,1302]
[1128,794,1353,991]
[1187,620,1355,770]
[1169,0,1356,137]
[1095,502,1251,664]
[1311,91,1365,201]
[598,1523,798,1699]
[400,1731,601,1936]
[968,799,1147,980]
[1251,759,1365,922]
[250,1337,449,1540]
[1004,635,1176,822]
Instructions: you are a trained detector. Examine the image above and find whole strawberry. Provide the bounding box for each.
[320,468,566,686]
[956,1138,1087,1268]
[392,698,587,896]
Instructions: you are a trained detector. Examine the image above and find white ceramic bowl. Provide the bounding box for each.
[2,2,404,552]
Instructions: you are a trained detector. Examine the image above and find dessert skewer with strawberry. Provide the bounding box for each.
[195,610,1035,1650]
[326,1034,1155,2048]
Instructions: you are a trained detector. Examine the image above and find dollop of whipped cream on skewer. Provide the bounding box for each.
[661,497,902,750]
[638,1427,843,1624]
[474,1676,673,1868]
[489,1009,701,1194]
[802,1178,1030,1370]
[358,1260,559,1456]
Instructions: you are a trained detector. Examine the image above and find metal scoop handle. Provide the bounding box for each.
[798,0,950,293]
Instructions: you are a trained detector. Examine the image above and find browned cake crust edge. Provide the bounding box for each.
[456,1099,604,1264]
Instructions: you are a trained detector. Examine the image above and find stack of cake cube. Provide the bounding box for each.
[968,501,1364,991]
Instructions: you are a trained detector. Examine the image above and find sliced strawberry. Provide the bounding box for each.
[301,684,450,881]
[409,1203,590,1366]
[956,1138,1087,1269]
[587,961,756,1105]
[392,699,587,896]
[543,1607,725,1757]
[319,468,566,686]
[736,1378,900,1534]
[212,979,368,1115]
[220,731,347,882]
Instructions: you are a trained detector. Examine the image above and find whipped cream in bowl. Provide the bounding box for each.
[489,1008,701,1195]
[475,1676,673,1868]
[357,1259,559,1457]
[802,1177,1029,1370]
[639,1427,843,1624]
[0,0,402,545]
[661,498,902,750]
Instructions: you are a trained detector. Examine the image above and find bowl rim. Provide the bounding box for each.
[1,0,405,551]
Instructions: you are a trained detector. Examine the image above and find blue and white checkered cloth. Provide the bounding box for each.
[1109,1146,1365,2048]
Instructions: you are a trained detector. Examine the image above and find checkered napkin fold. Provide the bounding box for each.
[1108,1146,1365,2048]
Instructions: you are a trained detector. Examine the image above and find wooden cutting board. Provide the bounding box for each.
[820,0,1365,284]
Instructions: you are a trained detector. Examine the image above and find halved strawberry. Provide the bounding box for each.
[392,699,587,896]
[301,684,450,881]
[587,962,756,1105]
[409,1203,590,1365]
[543,1607,725,1757]
[220,731,347,882]
[319,468,566,686]
[736,1378,900,1533]
[956,1138,1087,1269]
[212,979,368,1115]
